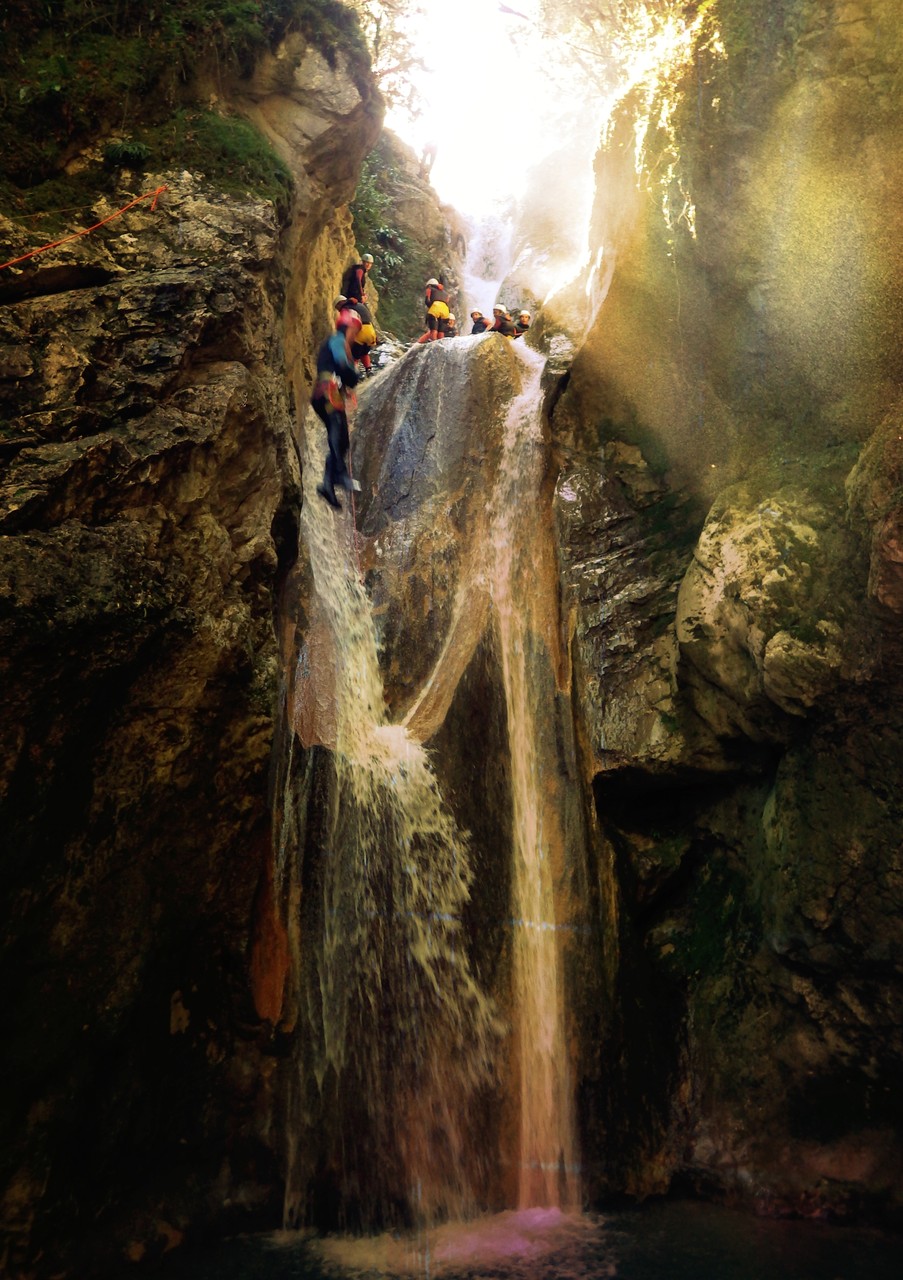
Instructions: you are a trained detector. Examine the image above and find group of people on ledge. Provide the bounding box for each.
[311,254,533,509]
[469,304,531,337]
[415,277,531,343]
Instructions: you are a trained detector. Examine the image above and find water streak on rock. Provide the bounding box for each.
[488,347,580,1209]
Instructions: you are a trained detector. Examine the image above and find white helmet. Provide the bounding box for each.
[426,277,439,286]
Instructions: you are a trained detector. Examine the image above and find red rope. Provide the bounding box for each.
[17,203,107,221]
[0,185,167,272]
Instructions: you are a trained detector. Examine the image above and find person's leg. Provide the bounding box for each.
[326,410,350,489]
[330,412,360,491]
[312,394,342,507]
[311,393,329,427]
[353,343,373,373]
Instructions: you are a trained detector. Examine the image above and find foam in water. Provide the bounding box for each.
[314,1207,607,1278]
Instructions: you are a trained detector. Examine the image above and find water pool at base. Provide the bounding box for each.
[146,1200,903,1279]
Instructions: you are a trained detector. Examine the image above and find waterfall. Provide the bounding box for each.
[460,212,515,318]
[281,401,500,1229]
[487,346,580,1208]
[279,335,583,1233]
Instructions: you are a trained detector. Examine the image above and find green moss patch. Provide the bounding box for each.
[0,2,367,217]
[350,134,451,340]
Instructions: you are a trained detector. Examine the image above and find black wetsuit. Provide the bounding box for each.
[470,317,490,334]
[514,320,531,337]
[342,263,368,304]
[492,316,518,337]
[350,300,373,327]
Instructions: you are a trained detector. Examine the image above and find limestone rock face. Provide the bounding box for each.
[553,437,717,777]
[0,35,381,1277]
[232,36,383,391]
[551,0,903,1220]
[676,486,853,734]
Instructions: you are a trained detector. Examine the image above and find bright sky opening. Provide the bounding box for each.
[384,0,557,218]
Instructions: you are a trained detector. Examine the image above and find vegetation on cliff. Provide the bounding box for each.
[0,1,369,221]
[350,131,460,340]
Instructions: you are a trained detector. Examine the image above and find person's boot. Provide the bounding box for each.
[316,482,342,510]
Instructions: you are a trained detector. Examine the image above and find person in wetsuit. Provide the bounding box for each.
[514,310,531,337]
[490,304,517,337]
[342,253,374,305]
[415,277,450,342]
[347,297,378,374]
[310,321,361,510]
[470,310,491,334]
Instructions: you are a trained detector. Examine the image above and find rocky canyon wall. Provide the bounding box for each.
[552,0,903,1220]
[3,0,903,1272]
[0,32,381,1277]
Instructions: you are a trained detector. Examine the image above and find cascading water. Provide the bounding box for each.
[488,345,580,1209]
[281,402,500,1230]
[460,212,515,318]
[278,333,586,1245]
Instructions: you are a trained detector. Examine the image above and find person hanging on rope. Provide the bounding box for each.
[311,317,362,511]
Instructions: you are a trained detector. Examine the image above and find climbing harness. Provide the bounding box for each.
[325,375,345,411]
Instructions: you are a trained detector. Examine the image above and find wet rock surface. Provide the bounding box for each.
[353,336,519,722]
[0,31,381,1276]
[3,0,903,1268]
[550,0,903,1223]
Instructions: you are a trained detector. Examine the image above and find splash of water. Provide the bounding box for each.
[313,1206,607,1278]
